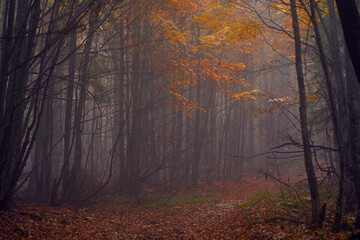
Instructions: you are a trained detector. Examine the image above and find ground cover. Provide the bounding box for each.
[0,176,356,239]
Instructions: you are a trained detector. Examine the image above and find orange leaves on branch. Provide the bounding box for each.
[196,59,247,83]
[231,90,260,102]
[152,16,189,46]
[306,93,322,103]
[147,0,260,114]
[166,0,197,13]
[170,91,203,117]
[192,0,261,44]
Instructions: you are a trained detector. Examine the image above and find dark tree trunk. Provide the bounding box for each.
[335,0,360,85]
[127,1,142,195]
[191,77,202,187]
[290,0,321,224]
[0,0,41,208]
[0,0,15,126]
[69,8,98,203]
[62,1,78,204]
[345,51,360,228]
[309,0,347,230]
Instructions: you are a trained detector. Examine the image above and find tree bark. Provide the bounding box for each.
[309,0,347,229]
[290,0,321,224]
[69,8,98,203]
[345,51,360,228]
[335,0,360,85]
[62,0,78,203]
[0,0,42,208]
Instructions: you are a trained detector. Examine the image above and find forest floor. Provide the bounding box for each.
[0,176,357,239]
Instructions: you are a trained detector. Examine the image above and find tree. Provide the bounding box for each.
[289,0,321,225]
[335,0,360,85]
[0,0,42,208]
[335,0,360,228]
[62,0,78,204]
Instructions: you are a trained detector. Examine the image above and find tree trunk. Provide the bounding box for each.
[111,21,126,190]
[69,8,98,203]
[309,0,347,229]
[290,0,320,224]
[0,0,15,127]
[0,0,41,208]
[345,51,360,228]
[62,0,77,204]
[335,0,360,85]
[191,78,202,187]
[127,1,142,195]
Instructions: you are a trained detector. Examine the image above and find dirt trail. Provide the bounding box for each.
[102,177,278,239]
[0,177,277,239]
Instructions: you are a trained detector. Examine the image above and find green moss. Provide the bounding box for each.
[237,203,249,210]
[249,191,274,204]
[14,226,29,236]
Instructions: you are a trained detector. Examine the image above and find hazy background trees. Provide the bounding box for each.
[0,0,359,230]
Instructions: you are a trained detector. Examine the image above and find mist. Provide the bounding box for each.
[1,0,360,238]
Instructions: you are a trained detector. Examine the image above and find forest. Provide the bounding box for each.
[1,0,360,239]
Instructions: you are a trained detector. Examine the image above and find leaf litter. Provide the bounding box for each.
[0,176,354,239]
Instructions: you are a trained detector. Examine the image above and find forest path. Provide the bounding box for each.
[0,176,347,239]
[0,176,279,239]
[99,176,278,239]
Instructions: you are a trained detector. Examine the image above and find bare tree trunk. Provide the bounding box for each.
[206,81,217,184]
[111,20,126,189]
[290,0,320,224]
[191,78,202,187]
[170,98,178,187]
[31,0,62,204]
[0,0,15,126]
[0,0,42,208]
[62,0,77,203]
[335,0,360,85]
[308,0,347,229]
[127,1,142,195]
[345,51,360,228]
[69,8,98,203]
[222,99,231,179]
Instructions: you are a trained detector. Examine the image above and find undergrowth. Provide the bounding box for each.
[237,186,356,239]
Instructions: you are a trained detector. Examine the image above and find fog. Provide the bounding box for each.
[1,0,360,235]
